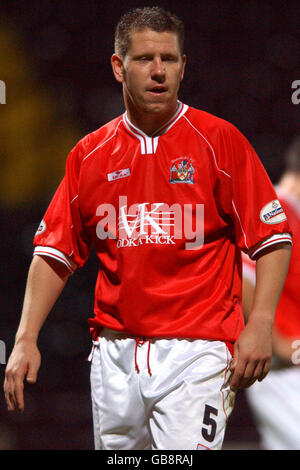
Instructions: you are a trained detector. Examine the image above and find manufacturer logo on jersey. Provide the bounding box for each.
[260,200,287,224]
[169,158,195,184]
[107,168,130,182]
[36,219,46,235]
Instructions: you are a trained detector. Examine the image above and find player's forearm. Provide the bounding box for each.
[15,255,70,344]
[248,243,291,326]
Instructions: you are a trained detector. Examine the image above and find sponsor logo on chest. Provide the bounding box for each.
[96,197,204,250]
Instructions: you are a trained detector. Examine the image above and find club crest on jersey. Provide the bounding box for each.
[169,158,195,184]
[260,200,287,224]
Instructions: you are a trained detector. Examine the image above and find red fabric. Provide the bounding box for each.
[34,104,291,347]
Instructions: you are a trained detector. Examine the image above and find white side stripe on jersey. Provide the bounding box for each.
[70,195,78,205]
[182,115,232,179]
[82,119,123,162]
[231,199,249,250]
[33,246,76,273]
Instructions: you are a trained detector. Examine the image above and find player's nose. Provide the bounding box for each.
[150,57,165,81]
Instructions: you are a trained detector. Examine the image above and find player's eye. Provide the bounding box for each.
[137,56,151,62]
[162,56,177,62]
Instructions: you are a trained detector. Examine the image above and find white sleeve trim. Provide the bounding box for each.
[33,246,76,273]
[250,233,292,259]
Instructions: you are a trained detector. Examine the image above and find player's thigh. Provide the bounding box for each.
[148,340,235,450]
[90,336,150,450]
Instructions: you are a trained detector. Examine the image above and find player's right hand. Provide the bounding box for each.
[3,340,41,413]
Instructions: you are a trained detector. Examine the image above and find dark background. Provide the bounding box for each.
[0,0,299,450]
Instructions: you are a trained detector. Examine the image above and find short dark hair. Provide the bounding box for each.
[285,135,300,173]
[114,6,184,59]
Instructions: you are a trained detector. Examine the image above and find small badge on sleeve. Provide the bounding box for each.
[36,219,46,235]
[260,200,287,224]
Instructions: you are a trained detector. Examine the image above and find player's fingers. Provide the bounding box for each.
[26,366,38,384]
[4,376,17,411]
[5,391,16,411]
[26,357,40,384]
[229,358,247,391]
[9,368,26,413]
[243,361,264,388]
[258,358,271,382]
[238,360,258,389]
[13,378,25,412]
[230,347,239,372]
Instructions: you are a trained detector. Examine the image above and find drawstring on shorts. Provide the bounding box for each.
[87,340,99,362]
[134,337,152,376]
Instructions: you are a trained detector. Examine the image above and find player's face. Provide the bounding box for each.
[112,29,186,117]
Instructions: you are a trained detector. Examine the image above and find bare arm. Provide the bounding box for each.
[230,243,291,390]
[4,255,72,412]
[242,277,255,322]
[242,271,296,365]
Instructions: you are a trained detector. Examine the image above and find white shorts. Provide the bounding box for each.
[246,366,300,450]
[89,328,235,450]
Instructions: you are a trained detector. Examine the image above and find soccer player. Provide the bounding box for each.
[4,7,292,450]
[242,136,300,450]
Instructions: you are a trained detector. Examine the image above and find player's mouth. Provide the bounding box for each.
[147,86,168,96]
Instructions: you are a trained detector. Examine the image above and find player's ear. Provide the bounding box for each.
[111,54,125,83]
[180,54,187,82]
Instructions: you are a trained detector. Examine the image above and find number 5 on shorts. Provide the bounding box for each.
[201,404,218,443]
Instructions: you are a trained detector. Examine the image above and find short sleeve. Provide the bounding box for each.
[216,124,292,257]
[33,141,93,271]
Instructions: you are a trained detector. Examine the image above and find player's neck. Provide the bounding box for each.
[125,100,179,137]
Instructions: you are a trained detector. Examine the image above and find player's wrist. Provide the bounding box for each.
[15,332,38,346]
[246,309,275,329]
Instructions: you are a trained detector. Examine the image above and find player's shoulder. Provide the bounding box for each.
[75,114,123,160]
[185,107,249,149]
[185,106,236,133]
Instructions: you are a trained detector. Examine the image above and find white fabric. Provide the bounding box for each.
[246,367,300,450]
[89,328,235,450]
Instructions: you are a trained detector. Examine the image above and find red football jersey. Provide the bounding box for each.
[33,103,292,351]
[243,187,299,338]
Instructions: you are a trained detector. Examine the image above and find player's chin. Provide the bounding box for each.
[143,97,172,113]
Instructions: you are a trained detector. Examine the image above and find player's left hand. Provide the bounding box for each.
[229,318,272,391]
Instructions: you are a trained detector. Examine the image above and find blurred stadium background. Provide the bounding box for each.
[0,0,299,450]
